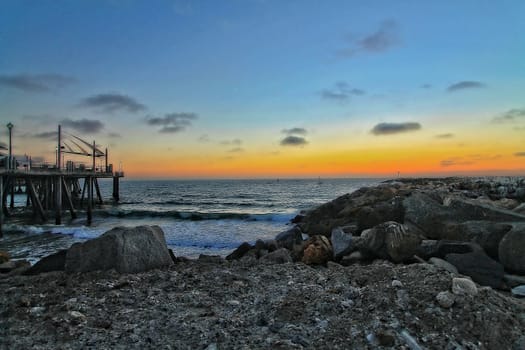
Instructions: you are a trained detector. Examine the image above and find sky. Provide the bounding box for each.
[0,0,524,179]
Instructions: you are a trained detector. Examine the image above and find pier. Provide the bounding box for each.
[0,124,124,237]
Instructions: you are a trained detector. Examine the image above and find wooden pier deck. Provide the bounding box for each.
[0,169,123,236]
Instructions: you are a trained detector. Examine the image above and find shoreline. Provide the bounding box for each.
[1,177,525,349]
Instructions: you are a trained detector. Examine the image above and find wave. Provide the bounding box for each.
[98,208,295,222]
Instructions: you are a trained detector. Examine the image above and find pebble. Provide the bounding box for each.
[452,278,478,296]
[392,280,403,288]
[29,306,46,315]
[436,291,455,308]
[429,257,458,274]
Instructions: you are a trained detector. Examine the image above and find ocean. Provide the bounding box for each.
[0,178,381,264]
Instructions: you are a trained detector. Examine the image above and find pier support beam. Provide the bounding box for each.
[112,176,120,202]
[87,176,93,224]
[55,176,62,225]
[61,177,77,219]
[26,177,46,222]
[94,178,103,204]
[0,176,3,237]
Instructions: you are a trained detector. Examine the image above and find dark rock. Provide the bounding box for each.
[331,226,354,260]
[376,329,396,346]
[265,239,279,252]
[360,221,421,263]
[499,225,525,274]
[340,251,366,266]
[65,225,173,274]
[504,274,525,288]
[0,261,17,273]
[275,226,303,251]
[254,239,266,251]
[259,248,292,264]
[301,235,333,265]
[291,214,304,223]
[436,241,482,258]
[440,221,512,260]
[226,242,253,261]
[24,250,67,275]
[416,240,439,260]
[429,257,458,274]
[0,251,10,264]
[197,255,224,264]
[445,251,504,288]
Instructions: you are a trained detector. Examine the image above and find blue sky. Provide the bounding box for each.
[1,0,524,177]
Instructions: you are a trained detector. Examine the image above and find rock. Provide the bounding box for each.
[25,249,67,275]
[275,226,303,251]
[259,248,292,264]
[226,242,252,261]
[65,225,173,274]
[265,239,279,252]
[301,235,333,265]
[0,260,31,274]
[340,251,365,266]
[417,240,439,260]
[513,203,525,215]
[331,226,354,260]
[440,221,512,260]
[429,257,458,274]
[0,251,10,264]
[511,285,525,298]
[504,274,525,288]
[436,241,482,258]
[197,255,224,264]
[291,214,304,223]
[436,291,455,308]
[392,280,403,288]
[452,277,478,296]
[360,221,420,263]
[499,225,525,274]
[375,329,396,347]
[445,251,504,288]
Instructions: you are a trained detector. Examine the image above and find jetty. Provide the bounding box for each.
[0,124,124,236]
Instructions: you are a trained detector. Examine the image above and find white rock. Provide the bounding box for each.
[511,285,525,298]
[429,257,458,274]
[392,280,403,288]
[68,311,86,319]
[452,277,478,296]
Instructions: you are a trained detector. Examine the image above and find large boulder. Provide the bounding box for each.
[440,221,512,260]
[65,226,173,274]
[360,221,421,263]
[499,225,525,274]
[445,251,505,288]
[301,235,333,265]
[226,242,252,261]
[25,250,67,275]
[275,226,303,251]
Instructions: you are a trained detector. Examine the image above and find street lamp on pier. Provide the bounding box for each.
[6,122,13,170]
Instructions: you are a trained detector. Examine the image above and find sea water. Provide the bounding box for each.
[0,178,381,263]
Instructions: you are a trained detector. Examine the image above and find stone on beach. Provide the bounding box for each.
[0,251,10,264]
[498,224,525,274]
[360,221,420,263]
[445,251,504,288]
[65,225,173,274]
[301,235,333,265]
[452,277,478,296]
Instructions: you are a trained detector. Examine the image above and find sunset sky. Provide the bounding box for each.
[1,0,524,179]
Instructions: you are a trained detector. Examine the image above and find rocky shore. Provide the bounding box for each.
[1,177,525,349]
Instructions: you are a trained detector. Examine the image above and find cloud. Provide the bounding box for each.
[33,131,57,139]
[371,122,421,135]
[282,128,307,136]
[0,73,75,92]
[421,84,432,89]
[220,138,242,146]
[227,147,244,153]
[435,133,454,139]
[0,141,7,150]
[198,134,211,143]
[108,132,121,138]
[280,135,308,147]
[440,154,501,167]
[146,112,197,133]
[493,108,525,123]
[337,20,400,57]
[321,81,365,102]
[446,81,485,92]
[515,152,525,157]
[61,118,104,134]
[78,93,146,113]
[440,157,474,167]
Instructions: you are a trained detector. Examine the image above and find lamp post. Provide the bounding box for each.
[6,122,13,170]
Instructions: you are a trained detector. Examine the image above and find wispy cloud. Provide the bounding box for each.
[0,73,75,92]
[280,135,308,147]
[446,81,485,92]
[146,112,197,133]
[33,131,57,139]
[435,133,454,139]
[421,84,432,89]
[227,147,244,153]
[108,132,121,138]
[441,154,501,167]
[220,139,242,146]
[198,134,211,143]
[320,81,365,102]
[78,93,146,113]
[514,152,525,157]
[282,128,308,136]
[371,122,421,135]
[337,20,400,57]
[61,118,104,134]
[493,108,525,123]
